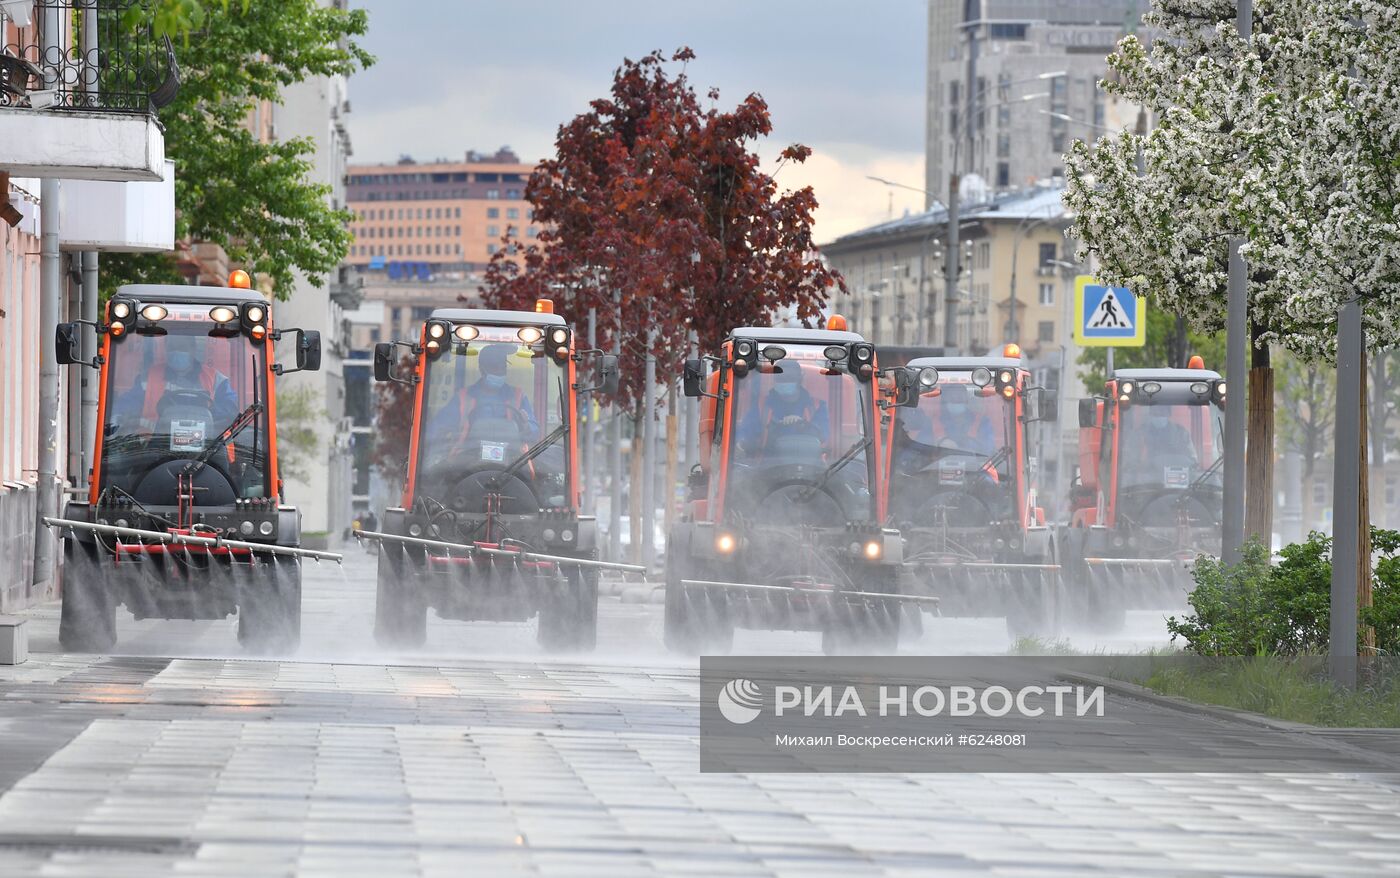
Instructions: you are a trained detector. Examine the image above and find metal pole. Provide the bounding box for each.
[65,257,82,481]
[80,252,98,477]
[583,306,596,514]
[641,327,657,570]
[34,3,63,591]
[684,329,698,469]
[1331,297,1362,688]
[1221,237,1248,564]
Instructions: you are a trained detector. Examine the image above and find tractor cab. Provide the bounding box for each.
[667,317,907,655]
[1063,358,1226,629]
[882,343,1060,636]
[369,300,620,652]
[50,273,327,654]
[887,345,1054,562]
[1072,363,1225,552]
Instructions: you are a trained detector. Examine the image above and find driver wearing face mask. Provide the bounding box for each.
[432,343,540,451]
[934,395,996,456]
[739,364,829,454]
[114,334,239,431]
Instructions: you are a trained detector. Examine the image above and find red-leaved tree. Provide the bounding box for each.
[481,48,844,408]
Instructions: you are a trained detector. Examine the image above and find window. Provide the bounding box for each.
[487,207,500,218]
[526,226,538,238]
[996,162,1010,188]
[989,22,1027,40]
[1038,283,1055,306]
[997,133,1010,158]
[1038,321,1054,342]
[1038,242,1057,266]
[977,242,990,270]
[506,188,520,199]
[1051,132,1067,153]
[487,243,498,255]
[527,209,534,221]
[487,189,500,200]
[487,225,499,237]
[454,207,462,218]
[997,105,1010,127]
[507,207,519,219]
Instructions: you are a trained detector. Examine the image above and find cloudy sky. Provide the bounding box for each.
[345,0,929,243]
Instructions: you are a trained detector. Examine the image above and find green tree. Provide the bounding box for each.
[1077,309,1227,392]
[105,0,373,298]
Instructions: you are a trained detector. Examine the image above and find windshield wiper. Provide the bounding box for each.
[492,376,566,484]
[180,402,264,477]
[800,436,870,501]
[1187,454,1223,491]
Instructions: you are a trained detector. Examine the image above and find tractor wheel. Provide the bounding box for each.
[374,542,427,649]
[538,563,598,652]
[238,556,302,655]
[58,540,117,653]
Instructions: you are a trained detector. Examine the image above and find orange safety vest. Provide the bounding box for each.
[448,385,535,474]
[759,392,821,452]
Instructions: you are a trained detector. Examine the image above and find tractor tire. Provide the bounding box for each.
[374,542,427,649]
[538,563,598,652]
[238,556,302,655]
[58,540,117,654]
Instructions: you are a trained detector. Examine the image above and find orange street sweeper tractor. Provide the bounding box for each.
[46,273,340,654]
[883,344,1061,637]
[665,317,923,655]
[361,299,632,651]
[1062,357,1225,630]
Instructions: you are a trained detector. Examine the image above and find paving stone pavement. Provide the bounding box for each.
[0,553,1397,876]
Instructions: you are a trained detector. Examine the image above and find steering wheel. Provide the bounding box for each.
[156,388,214,418]
[1128,488,1221,529]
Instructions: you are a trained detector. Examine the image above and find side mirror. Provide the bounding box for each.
[273,328,322,375]
[1078,398,1099,429]
[296,330,322,372]
[683,358,705,398]
[892,369,919,408]
[55,322,81,366]
[598,354,620,396]
[374,342,394,382]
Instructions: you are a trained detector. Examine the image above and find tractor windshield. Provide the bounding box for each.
[414,325,569,511]
[99,307,271,505]
[720,346,876,525]
[1116,398,1223,492]
[889,374,1017,527]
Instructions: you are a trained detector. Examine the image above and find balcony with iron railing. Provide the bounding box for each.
[0,0,174,181]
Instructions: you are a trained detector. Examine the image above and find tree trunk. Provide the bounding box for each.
[1360,365,1375,655]
[1245,327,1274,546]
[1369,355,1388,528]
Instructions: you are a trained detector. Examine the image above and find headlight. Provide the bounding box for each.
[516,326,541,344]
[998,370,1013,384]
[1142,381,1162,394]
[543,528,556,542]
[408,523,423,537]
[115,518,128,529]
[971,367,992,387]
[110,300,132,319]
[735,340,755,357]
[456,324,481,341]
[823,345,848,362]
[863,540,882,560]
[240,520,255,535]
[1190,382,1210,395]
[716,533,736,554]
[549,328,568,346]
[210,306,238,323]
[259,521,274,536]
[245,306,265,324]
[109,321,126,336]
[1120,381,1134,395]
[427,322,446,339]
[140,304,168,321]
[561,529,575,543]
[918,367,939,387]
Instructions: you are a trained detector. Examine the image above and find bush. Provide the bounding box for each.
[1167,529,1400,656]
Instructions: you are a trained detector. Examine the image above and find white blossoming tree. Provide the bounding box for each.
[1064,0,1400,547]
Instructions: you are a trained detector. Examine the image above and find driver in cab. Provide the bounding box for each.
[738,364,828,456]
[430,343,541,456]
[1127,407,1197,476]
[112,335,239,432]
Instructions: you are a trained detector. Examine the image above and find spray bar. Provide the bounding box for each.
[44,517,344,563]
[354,529,649,574]
[1085,558,1187,567]
[681,578,941,606]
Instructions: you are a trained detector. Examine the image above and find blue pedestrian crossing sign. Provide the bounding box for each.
[1073,275,1146,347]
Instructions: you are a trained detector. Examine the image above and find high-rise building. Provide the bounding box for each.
[924,0,1148,207]
[345,149,535,272]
